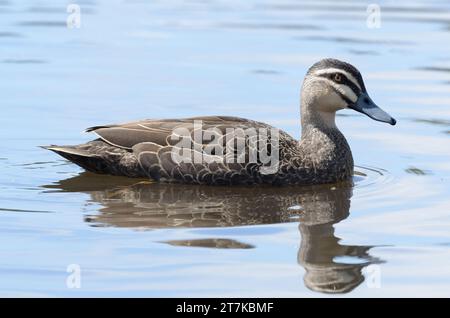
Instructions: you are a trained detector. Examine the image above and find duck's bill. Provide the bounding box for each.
[349,93,396,125]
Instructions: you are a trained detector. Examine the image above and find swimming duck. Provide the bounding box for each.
[44,58,396,185]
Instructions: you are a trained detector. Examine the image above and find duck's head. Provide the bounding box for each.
[301,58,396,126]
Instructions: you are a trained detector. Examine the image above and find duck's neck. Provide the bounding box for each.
[301,108,337,138]
[298,106,354,182]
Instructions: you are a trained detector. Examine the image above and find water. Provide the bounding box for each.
[1,0,450,296]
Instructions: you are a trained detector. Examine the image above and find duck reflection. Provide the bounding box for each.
[43,172,382,294]
[297,196,381,294]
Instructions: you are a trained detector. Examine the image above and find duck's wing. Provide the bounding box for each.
[86,116,295,184]
[86,116,272,149]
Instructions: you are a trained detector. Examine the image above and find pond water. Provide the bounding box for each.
[1,0,450,297]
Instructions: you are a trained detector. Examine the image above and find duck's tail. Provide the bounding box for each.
[41,141,143,178]
[41,145,94,158]
[41,144,112,175]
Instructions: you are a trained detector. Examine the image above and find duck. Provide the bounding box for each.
[44,58,396,186]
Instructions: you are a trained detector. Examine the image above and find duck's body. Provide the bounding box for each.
[45,59,395,186]
[45,115,353,185]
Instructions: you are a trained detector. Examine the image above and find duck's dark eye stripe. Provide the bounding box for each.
[341,76,361,96]
[319,73,361,97]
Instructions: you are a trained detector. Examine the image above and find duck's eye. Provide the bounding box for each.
[334,73,342,83]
